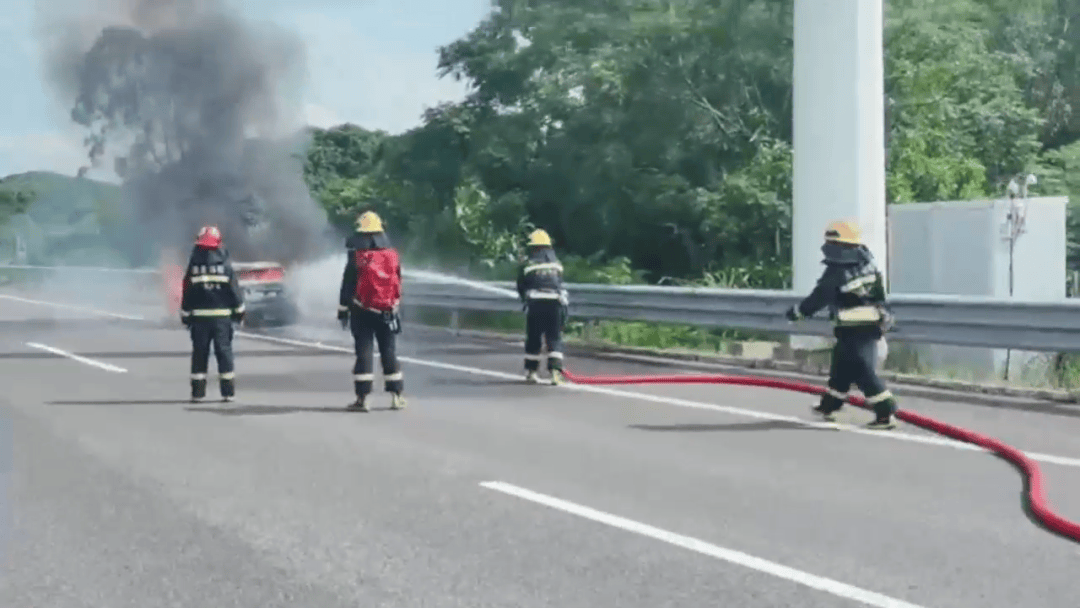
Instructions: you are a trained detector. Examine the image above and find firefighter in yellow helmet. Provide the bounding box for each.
[785,220,898,430]
[338,210,406,411]
[346,211,384,251]
[516,228,569,384]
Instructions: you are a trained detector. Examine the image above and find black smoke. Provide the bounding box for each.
[37,0,331,264]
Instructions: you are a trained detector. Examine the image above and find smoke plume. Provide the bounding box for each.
[34,0,332,265]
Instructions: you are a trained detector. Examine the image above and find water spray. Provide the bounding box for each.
[402,269,519,300]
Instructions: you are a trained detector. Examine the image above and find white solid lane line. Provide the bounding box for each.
[25,342,128,373]
[0,294,145,321]
[480,480,926,608]
[6,292,1080,469]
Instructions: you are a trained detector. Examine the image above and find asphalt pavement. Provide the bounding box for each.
[1,291,1079,608]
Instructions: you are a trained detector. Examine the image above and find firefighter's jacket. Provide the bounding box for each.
[795,242,890,329]
[516,247,568,305]
[180,246,245,320]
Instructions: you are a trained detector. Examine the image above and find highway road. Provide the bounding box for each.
[1,290,1079,607]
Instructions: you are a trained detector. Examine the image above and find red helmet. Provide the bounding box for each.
[195,226,222,249]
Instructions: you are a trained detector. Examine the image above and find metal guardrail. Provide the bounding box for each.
[5,263,1080,352]
[405,280,1080,352]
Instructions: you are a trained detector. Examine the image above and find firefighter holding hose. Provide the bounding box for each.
[516,228,569,385]
[338,211,406,412]
[180,226,245,403]
[785,220,898,430]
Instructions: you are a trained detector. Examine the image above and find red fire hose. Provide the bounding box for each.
[559,368,1080,544]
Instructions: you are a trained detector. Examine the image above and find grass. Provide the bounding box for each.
[410,306,785,353]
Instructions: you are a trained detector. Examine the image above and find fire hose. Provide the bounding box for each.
[559,367,1080,544]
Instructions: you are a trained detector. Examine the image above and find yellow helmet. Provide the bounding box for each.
[824,220,861,245]
[527,229,552,247]
[356,211,384,233]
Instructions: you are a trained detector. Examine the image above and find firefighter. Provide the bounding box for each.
[180,226,245,402]
[516,228,569,385]
[338,211,405,412]
[785,220,898,430]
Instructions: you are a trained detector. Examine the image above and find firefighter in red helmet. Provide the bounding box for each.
[338,211,405,412]
[180,226,245,402]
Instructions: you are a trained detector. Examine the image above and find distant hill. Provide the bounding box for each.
[0,170,121,209]
[0,171,129,266]
[0,169,119,191]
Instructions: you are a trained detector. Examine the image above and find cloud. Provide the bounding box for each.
[0,131,92,179]
[284,10,475,134]
[302,103,344,129]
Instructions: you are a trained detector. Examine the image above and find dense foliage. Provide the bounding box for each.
[301,0,1080,288]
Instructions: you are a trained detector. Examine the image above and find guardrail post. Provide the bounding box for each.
[449,309,460,334]
[583,319,599,344]
[773,337,793,361]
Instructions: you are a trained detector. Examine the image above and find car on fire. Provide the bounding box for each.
[160,257,299,328]
[232,262,300,328]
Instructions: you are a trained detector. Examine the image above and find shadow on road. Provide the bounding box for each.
[184,405,403,416]
[629,421,838,433]
[48,399,194,406]
[3,349,342,360]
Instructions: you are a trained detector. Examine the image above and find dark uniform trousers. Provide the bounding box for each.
[190,317,235,398]
[818,326,896,419]
[524,299,564,372]
[351,307,403,396]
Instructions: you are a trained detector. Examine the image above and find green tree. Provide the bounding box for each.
[296,0,1080,287]
[0,188,36,225]
[885,0,1043,203]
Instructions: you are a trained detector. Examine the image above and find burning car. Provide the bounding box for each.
[233,262,300,328]
[159,246,299,328]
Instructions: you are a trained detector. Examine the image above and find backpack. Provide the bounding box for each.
[354,248,401,312]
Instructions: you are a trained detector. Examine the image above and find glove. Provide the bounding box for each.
[231,311,245,324]
[180,315,191,328]
[337,308,349,330]
[785,306,802,322]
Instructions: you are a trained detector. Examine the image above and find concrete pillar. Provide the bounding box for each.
[791,0,887,349]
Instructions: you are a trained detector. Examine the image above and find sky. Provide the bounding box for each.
[0,0,491,181]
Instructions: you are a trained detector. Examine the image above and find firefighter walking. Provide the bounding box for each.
[180,226,245,403]
[785,220,898,430]
[516,229,569,385]
[338,211,405,412]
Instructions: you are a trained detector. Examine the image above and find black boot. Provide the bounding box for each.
[349,382,370,412]
[191,378,207,402]
[866,397,898,430]
[220,378,235,402]
[811,394,843,422]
